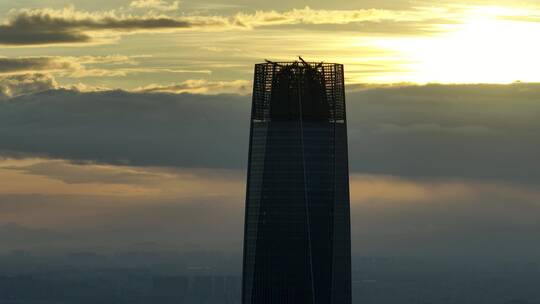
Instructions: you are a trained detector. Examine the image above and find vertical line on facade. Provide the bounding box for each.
[296,67,317,304]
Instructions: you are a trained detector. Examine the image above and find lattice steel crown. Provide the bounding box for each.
[251,61,346,123]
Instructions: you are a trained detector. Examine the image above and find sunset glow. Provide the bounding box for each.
[365,6,540,83]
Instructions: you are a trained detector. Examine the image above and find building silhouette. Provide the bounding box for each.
[242,59,351,304]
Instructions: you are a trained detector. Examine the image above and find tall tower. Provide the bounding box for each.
[242,59,351,304]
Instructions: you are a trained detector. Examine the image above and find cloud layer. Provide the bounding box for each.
[0,83,539,183]
[130,0,180,12]
[0,6,451,46]
[135,79,252,95]
[0,80,539,259]
[0,89,251,168]
[2,160,540,260]
[0,57,75,75]
[0,73,58,99]
[0,55,145,82]
[347,83,540,182]
[0,7,224,46]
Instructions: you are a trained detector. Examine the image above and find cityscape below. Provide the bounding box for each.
[1,246,540,304]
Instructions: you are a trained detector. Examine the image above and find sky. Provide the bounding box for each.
[1,0,540,91]
[0,0,540,261]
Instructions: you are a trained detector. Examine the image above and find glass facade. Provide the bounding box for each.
[242,61,351,304]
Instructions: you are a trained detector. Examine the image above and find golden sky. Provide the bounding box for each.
[1,0,540,95]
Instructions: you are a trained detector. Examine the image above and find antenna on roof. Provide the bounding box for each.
[265,59,282,67]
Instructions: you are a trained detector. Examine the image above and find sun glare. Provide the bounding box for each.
[371,6,540,84]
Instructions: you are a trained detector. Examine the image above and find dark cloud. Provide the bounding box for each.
[0,28,92,46]
[347,84,540,182]
[0,89,251,168]
[0,57,73,74]
[0,9,225,45]
[0,83,539,183]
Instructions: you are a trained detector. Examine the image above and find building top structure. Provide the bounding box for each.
[251,57,346,123]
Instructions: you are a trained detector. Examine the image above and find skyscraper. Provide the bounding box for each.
[242,59,351,304]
